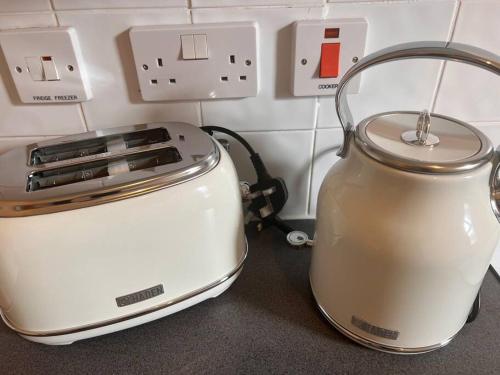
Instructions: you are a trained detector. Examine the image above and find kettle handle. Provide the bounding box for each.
[336,41,500,157]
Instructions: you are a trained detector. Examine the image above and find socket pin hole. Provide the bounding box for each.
[67,65,74,72]
[221,76,228,82]
[230,55,235,64]
[169,78,176,84]
[179,135,185,141]
[245,59,251,66]
[239,75,247,81]
[157,58,163,67]
[15,66,22,73]
[142,64,149,71]
[150,79,158,85]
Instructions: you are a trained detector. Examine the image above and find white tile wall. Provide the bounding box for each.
[56,9,202,130]
[0,1,51,13]
[308,128,343,216]
[192,6,324,132]
[225,130,314,218]
[0,0,498,221]
[0,136,57,154]
[0,13,87,136]
[434,0,500,122]
[317,0,458,128]
[53,1,188,10]
[191,0,325,7]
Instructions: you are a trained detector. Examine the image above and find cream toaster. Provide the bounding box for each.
[0,122,246,345]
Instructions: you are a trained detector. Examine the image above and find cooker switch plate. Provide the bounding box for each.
[291,18,367,96]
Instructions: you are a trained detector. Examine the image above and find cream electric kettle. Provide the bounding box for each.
[311,42,500,354]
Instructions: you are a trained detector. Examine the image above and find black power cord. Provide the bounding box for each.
[200,125,291,235]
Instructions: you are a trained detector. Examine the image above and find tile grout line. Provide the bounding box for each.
[429,0,462,113]
[198,102,204,126]
[78,102,90,132]
[0,135,66,139]
[52,2,90,132]
[239,127,321,133]
[188,0,204,127]
[306,97,320,217]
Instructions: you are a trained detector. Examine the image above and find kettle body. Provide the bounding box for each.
[311,140,499,353]
[311,42,500,354]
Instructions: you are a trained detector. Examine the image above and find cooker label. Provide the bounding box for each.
[116,284,164,307]
[351,315,399,340]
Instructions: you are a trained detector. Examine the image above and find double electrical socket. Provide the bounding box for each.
[129,22,259,101]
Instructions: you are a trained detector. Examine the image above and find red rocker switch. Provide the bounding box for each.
[320,43,340,78]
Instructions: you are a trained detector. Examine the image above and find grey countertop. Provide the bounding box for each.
[1,220,499,374]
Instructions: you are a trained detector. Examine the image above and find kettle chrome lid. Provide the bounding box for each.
[355,110,493,174]
[335,41,500,174]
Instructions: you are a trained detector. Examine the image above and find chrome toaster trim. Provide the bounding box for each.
[0,122,219,217]
[0,242,248,338]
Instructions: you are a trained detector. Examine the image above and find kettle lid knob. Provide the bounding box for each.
[400,110,440,147]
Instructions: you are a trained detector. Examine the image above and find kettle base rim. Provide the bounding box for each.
[314,296,458,355]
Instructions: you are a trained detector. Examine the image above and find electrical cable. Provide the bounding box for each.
[200,126,271,182]
[201,125,307,242]
[200,126,256,156]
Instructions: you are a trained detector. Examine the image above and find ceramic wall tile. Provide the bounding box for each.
[434,0,500,122]
[56,9,201,131]
[317,0,458,128]
[191,0,324,8]
[53,0,187,10]
[223,130,314,219]
[193,6,324,131]
[326,0,387,2]
[0,1,51,13]
[308,128,343,216]
[0,13,87,135]
[0,136,58,155]
[0,1,497,222]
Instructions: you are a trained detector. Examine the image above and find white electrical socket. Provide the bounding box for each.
[291,19,367,97]
[0,27,92,103]
[129,22,258,101]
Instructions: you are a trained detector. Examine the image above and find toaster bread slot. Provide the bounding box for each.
[122,128,170,149]
[126,147,181,172]
[27,160,109,192]
[27,147,182,192]
[29,127,170,166]
[30,138,108,165]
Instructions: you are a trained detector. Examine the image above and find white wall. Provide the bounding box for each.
[0,0,499,219]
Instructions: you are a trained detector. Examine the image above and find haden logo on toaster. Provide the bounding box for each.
[116,284,164,307]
